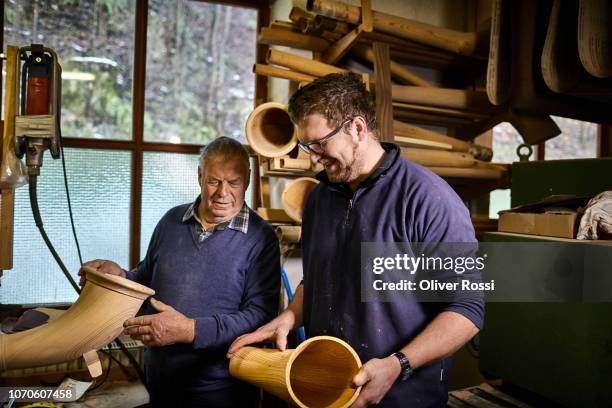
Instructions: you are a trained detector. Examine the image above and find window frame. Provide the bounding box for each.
[2,0,269,269]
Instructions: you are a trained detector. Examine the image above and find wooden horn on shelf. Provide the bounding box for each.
[578,0,612,78]
[275,225,302,243]
[487,0,511,105]
[541,0,583,93]
[245,102,298,158]
[0,267,154,376]
[229,335,362,408]
[282,177,320,223]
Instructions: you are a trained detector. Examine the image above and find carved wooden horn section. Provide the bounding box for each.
[230,335,362,408]
[245,102,298,157]
[282,177,320,223]
[0,267,154,376]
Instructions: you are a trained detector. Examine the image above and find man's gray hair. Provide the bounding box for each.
[199,136,250,171]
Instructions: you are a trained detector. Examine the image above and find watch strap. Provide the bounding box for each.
[392,351,413,381]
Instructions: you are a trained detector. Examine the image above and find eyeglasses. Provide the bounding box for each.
[297,118,352,155]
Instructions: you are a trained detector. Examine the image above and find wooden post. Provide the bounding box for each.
[0,46,20,271]
[373,42,394,143]
[0,188,15,270]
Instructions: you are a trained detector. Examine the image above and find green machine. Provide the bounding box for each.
[479,158,612,407]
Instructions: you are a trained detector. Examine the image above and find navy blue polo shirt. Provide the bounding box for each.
[301,143,484,407]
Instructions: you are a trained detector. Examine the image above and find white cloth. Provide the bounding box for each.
[577,191,612,240]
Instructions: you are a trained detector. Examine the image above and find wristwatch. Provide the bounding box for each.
[392,351,413,381]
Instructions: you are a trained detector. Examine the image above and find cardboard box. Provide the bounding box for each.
[498,211,579,239]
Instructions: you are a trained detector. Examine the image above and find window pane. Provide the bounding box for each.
[140,152,201,257]
[489,122,536,218]
[545,116,598,160]
[144,1,257,144]
[3,0,135,140]
[0,149,131,305]
[491,122,537,163]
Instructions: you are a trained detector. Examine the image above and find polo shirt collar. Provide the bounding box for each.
[182,197,249,234]
[315,142,400,193]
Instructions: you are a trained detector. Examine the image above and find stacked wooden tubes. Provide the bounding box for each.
[254,1,510,185]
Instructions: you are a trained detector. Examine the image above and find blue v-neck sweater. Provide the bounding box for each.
[126,204,280,394]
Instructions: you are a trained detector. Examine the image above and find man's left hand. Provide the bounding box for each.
[124,298,195,347]
[350,356,401,407]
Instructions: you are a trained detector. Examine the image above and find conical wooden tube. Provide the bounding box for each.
[267,49,346,78]
[275,225,302,243]
[282,177,320,223]
[230,336,362,408]
[245,102,298,158]
[0,267,154,374]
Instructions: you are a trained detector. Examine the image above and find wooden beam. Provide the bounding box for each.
[267,49,345,77]
[0,188,14,270]
[373,42,394,143]
[360,0,373,32]
[390,85,499,113]
[320,25,363,65]
[253,64,317,83]
[392,102,488,119]
[0,46,19,271]
[393,109,473,128]
[258,26,330,52]
[307,0,488,57]
[400,147,476,168]
[352,44,433,87]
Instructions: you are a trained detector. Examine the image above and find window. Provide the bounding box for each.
[0,149,131,304]
[489,122,536,218]
[489,117,600,218]
[1,0,266,304]
[145,1,257,144]
[545,116,598,160]
[4,0,136,140]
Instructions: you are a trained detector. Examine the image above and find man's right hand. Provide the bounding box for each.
[226,313,295,358]
[78,259,126,287]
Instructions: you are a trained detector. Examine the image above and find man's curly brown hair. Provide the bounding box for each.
[288,72,377,136]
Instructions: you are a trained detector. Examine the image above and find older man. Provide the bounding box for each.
[80,137,280,407]
[229,73,484,407]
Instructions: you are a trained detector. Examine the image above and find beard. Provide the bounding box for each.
[322,141,362,183]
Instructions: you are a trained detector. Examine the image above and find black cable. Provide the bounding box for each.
[29,176,81,294]
[99,349,137,382]
[88,350,113,392]
[58,120,83,266]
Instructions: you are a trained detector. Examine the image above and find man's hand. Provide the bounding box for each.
[226,313,295,358]
[123,298,195,347]
[78,259,125,287]
[350,356,401,407]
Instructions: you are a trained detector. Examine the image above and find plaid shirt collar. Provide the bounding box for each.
[182,197,249,234]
